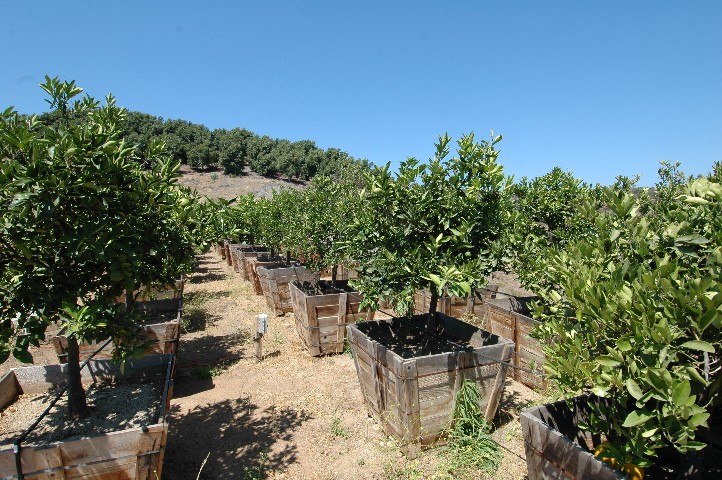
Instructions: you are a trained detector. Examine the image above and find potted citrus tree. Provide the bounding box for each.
[346,132,515,455]
[524,175,722,479]
[0,77,193,478]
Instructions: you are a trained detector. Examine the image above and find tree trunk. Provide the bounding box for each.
[286,250,291,264]
[331,265,338,288]
[125,290,134,311]
[428,287,439,330]
[66,336,89,419]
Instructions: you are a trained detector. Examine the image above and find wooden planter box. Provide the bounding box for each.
[318,264,358,281]
[225,243,241,266]
[347,313,514,458]
[237,249,270,281]
[52,297,182,363]
[413,285,499,317]
[245,256,286,295]
[257,265,318,316]
[521,395,626,480]
[229,244,265,273]
[0,354,174,479]
[484,296,546,390]
[290,280,373,356]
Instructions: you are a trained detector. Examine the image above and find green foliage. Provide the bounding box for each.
[508,167,600,292]
[116,112,371,180]
[437,380,501,477]
[330,414,351,438]
[534,175,722,463]
[0,77,195,404]
[351,132,510,313]
[296,175,363,274]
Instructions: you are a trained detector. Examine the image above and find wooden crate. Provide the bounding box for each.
[52,298,182,363]
[225,243,241,266]
[318,264,358,281]
[245,256,285,295]
[229,245,266,274]
[290,280,373,356]
[521,395,625,480]
[237,250,269,281]
[347,313,514,458]
[413,285,499,317]
[484,296,546,390]
[114,278,185,305]
[0,354,174,480]
[257,265,318,316]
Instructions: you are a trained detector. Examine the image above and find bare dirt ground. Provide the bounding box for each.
[177,165,305,199]
[163,253,541,480]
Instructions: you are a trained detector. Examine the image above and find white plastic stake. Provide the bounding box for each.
[254,314,268,362]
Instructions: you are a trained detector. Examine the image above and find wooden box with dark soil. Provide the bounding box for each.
[290,280,373,356]
[257,265,318,316]
[0,354,174,479]
[245,255,288,295]
[483,296,546,390]
[52,297,182,363]
[347,313,514,458]
[413,285,499,318]
[521,395,722,480]
[230,244,267,274]
[235,248,269,281]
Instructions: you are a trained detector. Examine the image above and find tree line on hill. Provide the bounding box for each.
[36,109,372,181]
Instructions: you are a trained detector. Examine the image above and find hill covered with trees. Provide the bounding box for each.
[36,109,372,181]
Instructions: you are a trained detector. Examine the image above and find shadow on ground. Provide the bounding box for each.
[176,331,250,379]
[184,290,231,306]
[190,262,229,284]
[181,305,223,333]
[495,380,535,429]
[164,397,310,479]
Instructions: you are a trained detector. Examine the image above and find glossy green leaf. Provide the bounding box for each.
[680,340,715,353]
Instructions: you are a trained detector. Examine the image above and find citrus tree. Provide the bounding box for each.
[0,77,195,418]
[351,132,510,315]
[296,174,363,283]
[534,176,722,473]
[508,167,600,292]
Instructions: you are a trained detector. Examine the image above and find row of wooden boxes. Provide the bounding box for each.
[222,241,373,357]
[0,282,184,479]
[219,242,539,458]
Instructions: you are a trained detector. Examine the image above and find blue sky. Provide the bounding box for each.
[2,1,720,186]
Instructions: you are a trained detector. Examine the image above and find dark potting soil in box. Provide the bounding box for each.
[353,314,486,359]
[294,279,357,297]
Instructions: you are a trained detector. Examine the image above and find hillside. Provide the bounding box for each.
[177,165,306,199]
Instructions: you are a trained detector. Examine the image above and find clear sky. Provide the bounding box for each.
[2,1,721,186]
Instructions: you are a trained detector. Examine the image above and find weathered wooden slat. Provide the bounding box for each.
[33,445,65,480]
[521,396,625,480]
[291,281,372,356]
[52,300,182,363]
[348,314,514,458]
[0,372,19,409]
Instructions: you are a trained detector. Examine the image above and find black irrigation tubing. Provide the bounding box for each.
[340,290,547,379]
[13,335,115,480]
